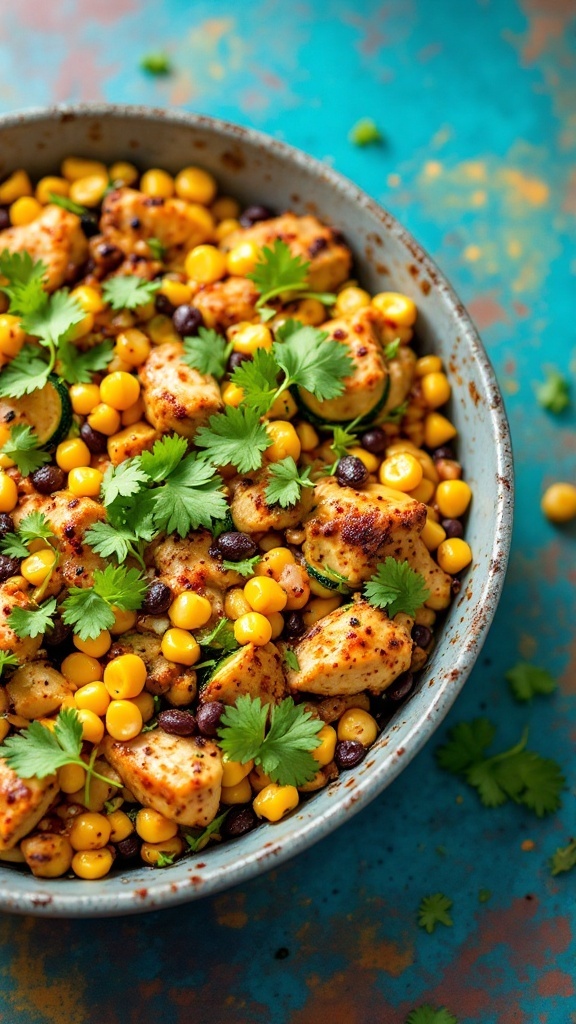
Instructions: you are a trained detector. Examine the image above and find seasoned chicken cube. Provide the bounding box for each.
[201,641,287,706]
[0,579,43,663]
[6,660,73,719]
[0,760,59,851]
[99,187,212,267]
[220,213,352,293]
[286,599,413,696]
[303,477,427,588]
[139,341,223,439]
[230,468,315,534]
[192,276,259,331]
[0,205,88,291]
[108,631,197,699]
[13,491,106,591]
[103,730,222,828]
[298,308,388,423]
[150,530,242,598]
[107,421,159,466]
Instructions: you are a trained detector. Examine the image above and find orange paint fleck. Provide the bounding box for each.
[521,839,536,851]
[501,168,549,206]
[464,244,482,261]
[518,0,575,63]
[0,917,89,1024]
[424,160,443,179]
[468,293,508,329]
[537,969,575,997]
[214,891,249,929]
[356,925,413,976]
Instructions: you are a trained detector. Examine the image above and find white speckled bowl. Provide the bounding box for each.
[0,105,513,916]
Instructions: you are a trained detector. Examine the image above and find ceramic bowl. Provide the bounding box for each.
[0,105,513,916]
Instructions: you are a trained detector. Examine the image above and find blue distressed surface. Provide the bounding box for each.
[0,1,575,1021]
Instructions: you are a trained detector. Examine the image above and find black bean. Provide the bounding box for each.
[94,242,123,273]
[239,204,274,228]
[441,518,463,539]
[0,555,20,582]
[221,805,258,839]
[335,740,367,770]
[283,612,305,639]
[451,577,462,596]
[0,208,10,231]
[80,213,99,238]
[30,465,66,495]
[196,701,225,737]
[308,237,328,257]
[172,304,204,337]
[0,514,14,538]
[227,351,252,373]
[158,709,197,736]
[80,422,108,455]
[386,672,414,704]
[359,427,387,454]
[116,835,141,860]
[44,616,73,648]
[129,217,141,229]
[155,293,175,317]
[433,445,454,461]
[412,624,432,648]
[216,532,257,561]
[141,580,173,615]
[336,455,369,489]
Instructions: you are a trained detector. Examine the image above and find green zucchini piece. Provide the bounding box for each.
[291,373,390,432]
[0,375,72,448]
[306,562,352,595]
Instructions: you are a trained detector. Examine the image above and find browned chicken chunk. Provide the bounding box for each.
[230,467,315,534]
[13,490,107,591]
[0,760,59,851]
[99,187,213,267]
[0,205,88,291]
[139,341,223,439]
[0,579,43,663]
[192,276,259,332]
[201,641,288,706]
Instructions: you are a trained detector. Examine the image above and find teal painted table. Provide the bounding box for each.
[0,2,575,1021]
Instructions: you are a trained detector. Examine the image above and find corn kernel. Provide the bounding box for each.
[69,174,108,207]
[436,479,472,519]
[337,708,378,746]
[10,196,42,226]
[69,382,101,415]
[379,451,423,491]
[184,244,227,284]
[168,592,212,631]
[21,834,74,878]
[140,836,184,866]
[221,382,244,408]
[215,217,240,242]
[71,848,114,879]
[87,403,122,436]
[175,166,217,205]
[106,699,143,741]
[234,612,273,646]
[334,286,371,317]
[312,724,337,765]
[222,757,253,788]
[221,777,252,805]
[121,396,146,427]
[267,611,284,639]
[109,161,139,187]
[140,168,174,199]
[421,371,451,409]
[258,532,284,552]
[146,314,180,345]
[21,548,56,586]
[114,329,151,367]
[253,783,299,822]
[424,412,457,449]
[61,157,107,182]
[158,278,192,307]
[106,809,134,842]
[268,390,298,420]
[302,595,341,626]
[372,291,417,326]
[421,517,447,551]
[35,175,69,204]
[185,204,215,246]
[437,538,473,574]
[161,627,200,666]
[129,691,156,723]
[67,466,103,498]
[211,195,240,221]
[76,708,105,745]
[0,170,32,204]
[73,630,111,659]
[226,241,260,276]
[104,653,147,699]
[244,576,287,615]
[264,421,301,462]
[0,314,26,358]
[407,477,436,504]
[255,547,295,580]
[61,652,102,685]
[224,588,252,620]
[136,807,178,843]
[249,764,273,792]
[100,370,140,411]
[56,438,91,472]
[74,681,110,717]
[0,719,9,743]
[415,354,442,377]
[541,482,576,523]
[58,763,87,794]
[231,322,273,355]
[348,446,379,474]
[295,421,319,452]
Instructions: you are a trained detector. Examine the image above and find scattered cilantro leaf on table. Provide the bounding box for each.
[102,275,161,311]
[140,52,172,75]
[506,662,557,702]
[406,1006,458,1024]
[550,839,576,876]
[0,651,19,678]
[418,893,453,934]
[0,424,51,476]
[349,118,383,147]
[9,597,58,639]
[195,406,273,473]
[364,558,430,617]
[182,328,232,380]
[265,457,313,508]
[536,367,570,414]
[61,565,147,641]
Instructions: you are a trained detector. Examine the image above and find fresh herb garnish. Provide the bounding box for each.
[417,893,453,933]
[364,558,430,617]
[230,347,280,414]
[195,406,273,474]
[348,118,383,147]
[0,251,48,315]
[274,320,352,401]
[9,597,58,639]
[155,851,175,867]
[506,662,557,702]
[284,650,300,672]
[265,457,314,508]
[61,565,147,641]
[0,511,55,558]
[182,327,232,379]
[185,810,230,853]
[221,555,262,578]
[140,52,172,75]
[147,237,166,261]
[406,1007,458,1024]
[325,416,363,472]
[0,651,18,678]
[197,617,239,653]
[550,839,576,876]
[0,346,54,399]
[48,193,89,216]
[102,275,161,311]
[0,424,51,476]
[382,400,408,424]
[247,240,336,319]
[57,340,113,385]
[536,367,570,414]
[384,339,400,360]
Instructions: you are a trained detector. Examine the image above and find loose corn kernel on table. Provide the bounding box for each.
[0,1,575,1021]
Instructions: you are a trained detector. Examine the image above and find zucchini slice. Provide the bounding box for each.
[291,374,390,431]
[0,375,72,448]
[306,563,352,595]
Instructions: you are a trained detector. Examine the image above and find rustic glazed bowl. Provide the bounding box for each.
[0,105,513,916]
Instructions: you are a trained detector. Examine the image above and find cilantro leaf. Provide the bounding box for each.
[62,565,147,640]
[8,597,57,639]
[0,250,47,316]
[328,421,360,467]
[506,662,557,702]
[100,459,148,505]
[418,893,453,934]
[197,617,239,653]
[22,290,85,348]
[185,810,230,853]
[364,558,430,617]
[218,695,269,763]
[274,324,353,400]
[284,650,300,672]
[0,424,51,476]
[84,521,141,565]
[550,839,576,876]
[384,339,400,360]
[139,435,188,483]
[0,346,50,398]
[102,275,161,311]
[265,457,313,508]
[248,240,310,306]
[536,367,570,414]
[150,454,228,537]
[349,117,383,147]
[0,532,29,558]
[57,340,113,385]
[155,851,175,867]
[436,718,496,775]
[0,651,19,678]
[48,193,88,216]
[1,511,54,558]
[221,555,261,577]
[383,400,408,424]
[140,52,172,75]
[230,348,280,414]
[147,237,166,261]
[406,1006,458,1024]
[195,406,273,473]
[182,327,231,379]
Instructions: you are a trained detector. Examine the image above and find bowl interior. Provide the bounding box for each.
[0,106,513,916]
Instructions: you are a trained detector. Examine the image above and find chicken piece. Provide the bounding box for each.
[0,205,88,291]
[220,213,352,293]
[377,345,417,420]
[6,660,73,720]
[108,631,197,699]
[0,579,43,663]
[107,421,159,466]
[377,524,452,611]
[150,530,242,598]
[139,341,223,440]
[303,477,427,588]
[297,307,388,423]
[201,642,287,706]
[99,187,212,267]
[287,599,413,696]
[230,467,315,534]
[192,276,259,332]
[13,490,106,590]
[0,760,59,851]
[103,729,222,828]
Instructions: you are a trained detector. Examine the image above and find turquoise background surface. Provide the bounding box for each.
[0,1,575,1021]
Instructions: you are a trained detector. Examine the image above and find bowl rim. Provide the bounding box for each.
[0,103,514,916]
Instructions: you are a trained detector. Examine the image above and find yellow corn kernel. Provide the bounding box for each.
[436,479,472,519]
[61,652,102,685]
[424,412,457,449]
[36,175,70,204]
[168,592,212,631]
[184,203,215,245]
[67,466,103,498]
[74,630,111,659]
[74,681,110,717]
[69,174,108,207]
[258,531,284,552]
[76,708,105,745]
[114,328,151,367]
[541,482,576,523]
[140,168,174,199]
[69,382,101,415]
[106,356,132,374]
[222,757,253,788]
[379,451,423,492]
[302,595,341,626]
[249,764,273,792]
[185,244,227,284]
[221,382,244,408]
[255,547,295,580]
[421,371,451,409]
[109,161,139,187]
[267,611,284,639]
[136,807,178,843]
[106,699,143,741]
[104,653,147,700]
[421,517,447,551]
[107,809,134,842]
[87,403,122,436]
[244,576,287,615]
[100,370,140,411]
[215,217,240,242]
[140,836,184,866]
[147,314,180,346]
[313,724,337,765]
[72,848,114,879]
[0,313,26,358]
[415,354,443,377]
[334,286,371,317]
[158,278,192,307]
[226,241,260,277]
[20,548,56,586]
[337,708,379,747]
[348,446,379,474]
[175,166,217,205]
[265,420,301,462]
[253,783,299,822]
[232,322,273,355]
[372,291,417,326]
[60,695,78,711]
[221,777,252,805]
[268,390,298,420]
[295,421,319,452]
[9,196,42,226]
[129,690,155,723]
[61,157,107,182]
[437,538,472,574]
[134,300,156,322]
[108,607,136,636]
[161,627,201,666]
[408,477,436,504]
[211,195,240,221]
[296,297,328,326]
[234,611,273,646]
[0,170,32,204]
[121,395,146,427]
[58,763,87,795]
[56,438,91,472]
[224,588,252,620]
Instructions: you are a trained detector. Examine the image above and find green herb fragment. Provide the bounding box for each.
[48,193,89,216]
[149,453,228,537]
[274,321,353,401]
[364,558,430,617]
[384,339,400,360]
[140,52,172,75]
[536,367,570,414]
[405,1006,458,1024]
[182,328,231,380]
[550,839,576,876]
[61,565,147,641]
[0,250,48,316]
[284,650,300,672]
[478,888,492,903]
[0,424,51,476]
[139,435,189,483]
[382,400,408,424]
[506,662,557,702]
[155,851,175,867]
[197,617,239,653]
[222,556,262,578]
[265,457,313,509]
[9,597,57,639]
[0,651,18,678]
[57,340,113,385]
[349,118,383,147]
[417,893,453,934]
[230,347,280,415]
[0,346,51,399]
[1,511,54,558]
[84,521,148,569]
[22,289,85,350]
[248,239,336,314]
[100,459,149,505]
[102,275,161,311]
[147,237,166,261]
[195,406,273,473]
[185,810,230,853]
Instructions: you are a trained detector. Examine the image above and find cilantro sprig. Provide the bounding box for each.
[417,893,453,933]
[182,327,232,380]
[61,565,148,641]
[217,694,323,787]
[506,662,557,702]
[248,240,337,320]
[102,275,161,311]
[0,651,18,678]
[0,511,55,558]
[0,424,51,476]
[265,457,313,508]
[185,810,230,853]
[364,558,430,617]
[536,367,570,414]
[406,1007,458,1024]
[195,406,273,474]
[550,839,576,876]
[9,597,57,639]
[221,555,262,578]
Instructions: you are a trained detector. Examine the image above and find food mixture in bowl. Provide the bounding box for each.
[0,157,473,881]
